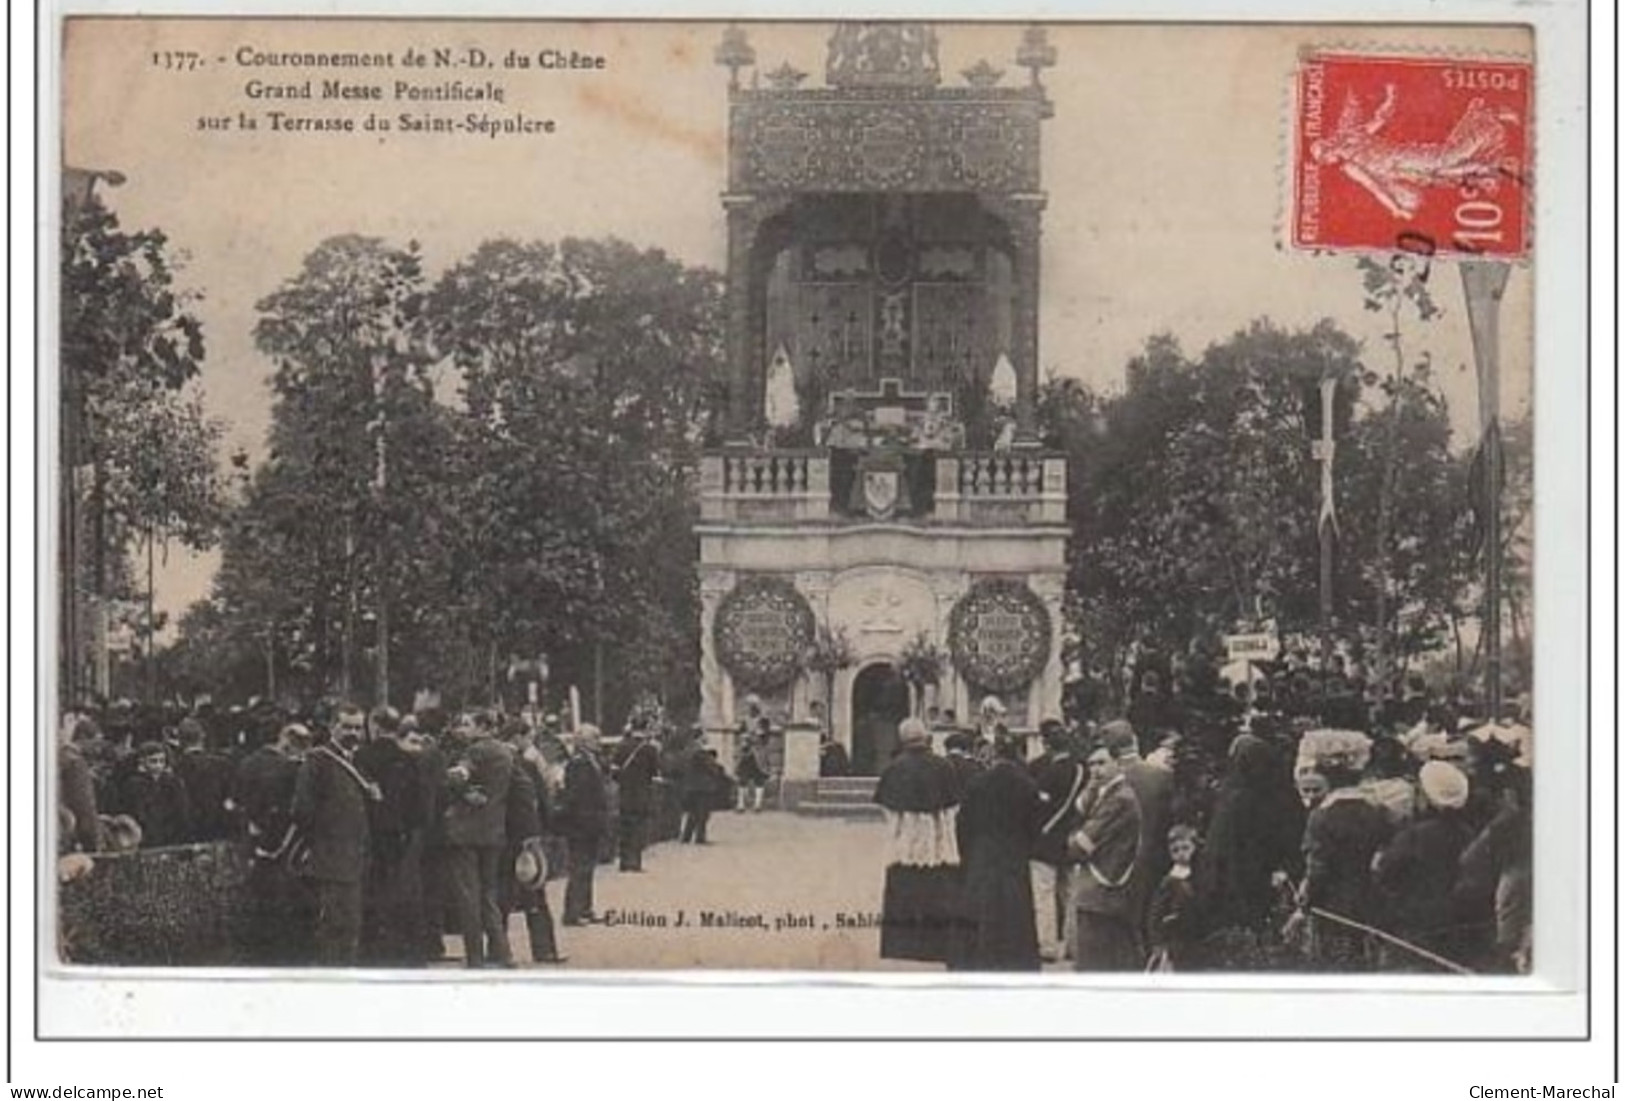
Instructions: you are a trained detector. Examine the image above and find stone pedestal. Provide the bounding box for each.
[780,720,822,809]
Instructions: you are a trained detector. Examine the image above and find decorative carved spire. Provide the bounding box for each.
[714,24,756,90]
[1015,25,1057,87]
[763,60,808,90]
[826,22,941,87]
[961,59,1004,88]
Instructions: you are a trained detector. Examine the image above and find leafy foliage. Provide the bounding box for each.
[188,234,723,722]
[1042,314,1484,695]
[60,197,226,700]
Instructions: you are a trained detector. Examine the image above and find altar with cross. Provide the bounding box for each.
[696,22,1071,796]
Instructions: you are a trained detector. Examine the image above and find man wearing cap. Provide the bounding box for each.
[1069,741,1143,971]
[612,724,660,872]
[292,714,380,966]
[558,724,610,925]
[442,712,517,967]
[1373,760,1476,967]
[1028,718,1084,963]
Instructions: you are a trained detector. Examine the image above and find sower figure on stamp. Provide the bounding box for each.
[612,722,660,871]
[442,711,516,968]
[291,714,380,967]
[558,724,609,925]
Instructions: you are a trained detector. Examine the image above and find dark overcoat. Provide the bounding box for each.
[291,746,372,884]
[613,739,660,817]
[1072,776,1142,917]
[443,737,513,850]
[557,752,609,842]
[952,759,1041,971]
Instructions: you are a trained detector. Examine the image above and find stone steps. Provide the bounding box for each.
[794,776,883,819]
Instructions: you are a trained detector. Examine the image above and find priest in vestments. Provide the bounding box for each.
[874,717,962,964]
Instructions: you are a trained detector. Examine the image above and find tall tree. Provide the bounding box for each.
[250,235,437,704]
[425,237,724,724]
[1355,252,1445,685]
[61,196,223,700]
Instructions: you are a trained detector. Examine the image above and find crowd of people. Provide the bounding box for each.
[56,701,739,968]
[871,679,1534,975]
[56,663,1534,976]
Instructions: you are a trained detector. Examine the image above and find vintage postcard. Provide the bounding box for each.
[49,13,1579,1009]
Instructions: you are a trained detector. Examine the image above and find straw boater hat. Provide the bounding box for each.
[898,717,931,746]
[513,839,550,889]
[1418,760,1470,809]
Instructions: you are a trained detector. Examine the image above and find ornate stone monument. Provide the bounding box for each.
[699,23,1068,794]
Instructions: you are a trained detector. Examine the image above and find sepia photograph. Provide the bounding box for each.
[46,12,1574,1004]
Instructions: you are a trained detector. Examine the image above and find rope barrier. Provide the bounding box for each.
[1307,906,1476,975]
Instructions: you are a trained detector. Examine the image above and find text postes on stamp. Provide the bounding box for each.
[1292,52,1531,258]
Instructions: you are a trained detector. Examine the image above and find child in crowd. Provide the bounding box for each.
[1146,824,1202,972]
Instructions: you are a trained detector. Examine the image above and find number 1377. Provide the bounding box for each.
[151,51,202,70]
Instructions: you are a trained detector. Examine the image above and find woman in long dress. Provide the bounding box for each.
[873,717,962,964]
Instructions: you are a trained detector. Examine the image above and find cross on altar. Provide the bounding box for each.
[829,378,951,427]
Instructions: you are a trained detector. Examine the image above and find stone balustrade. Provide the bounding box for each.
[700,449,1065,526]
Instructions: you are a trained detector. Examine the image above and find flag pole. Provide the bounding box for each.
[1314,374,1338,705]
[1460,260,1512,721]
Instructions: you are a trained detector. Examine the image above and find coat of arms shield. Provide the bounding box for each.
[862,469,900,519]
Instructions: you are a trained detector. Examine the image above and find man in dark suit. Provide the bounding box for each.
[174,716,233,843]
[354,706,428,966]
[1070,741,1144,971]
[442,711,516,968]
[231,722,313,965]
[409,720,452,961]
[612,725,660,872]
[291,716,379,966]
[557,724,609,925]
[1099,719,1174,947]
[115,741,191,848]
[500,720,565,964]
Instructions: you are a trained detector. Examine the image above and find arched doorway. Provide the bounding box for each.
[850,661,910,775]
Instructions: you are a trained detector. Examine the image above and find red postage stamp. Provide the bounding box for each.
[1292,52,1532,258]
